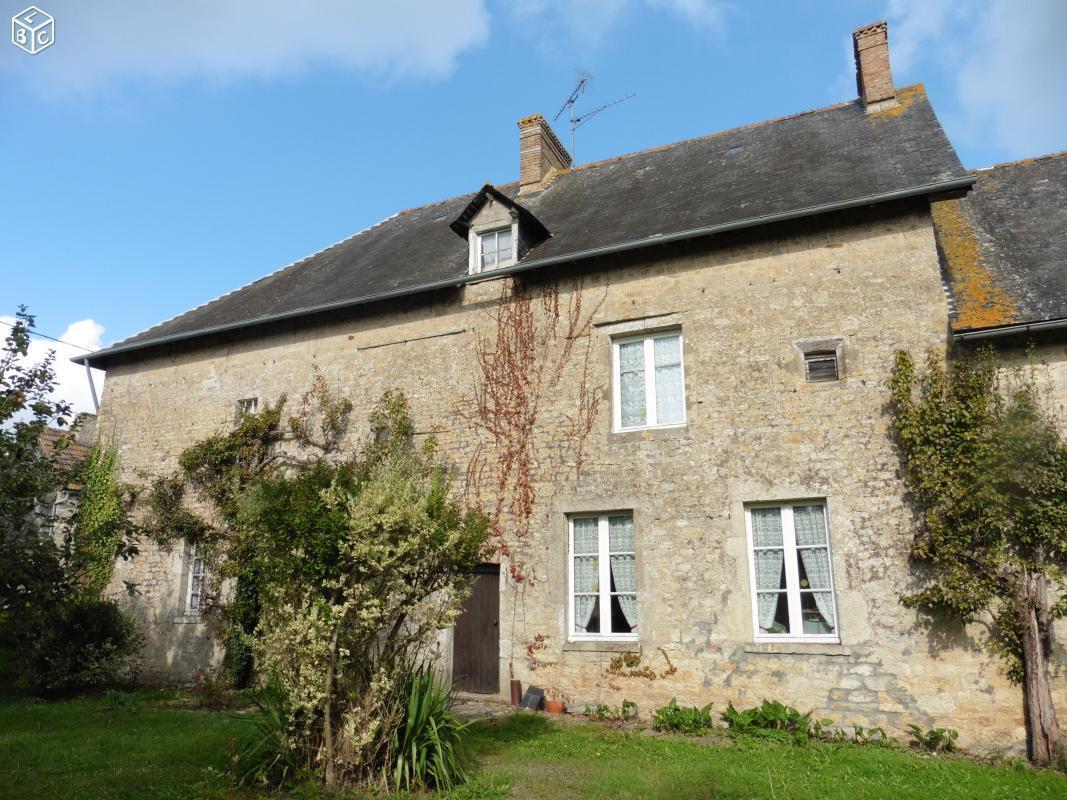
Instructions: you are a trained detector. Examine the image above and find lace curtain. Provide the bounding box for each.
[573,518,599,631]
[793,506,834,629]
[654,336,684,424]
[619,341,646,427]
[609,515,637,630]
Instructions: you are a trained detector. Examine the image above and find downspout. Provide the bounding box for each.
[85,362,100,413]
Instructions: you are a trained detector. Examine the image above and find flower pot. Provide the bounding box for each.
[510,679,523,706]
[544,699,566,715]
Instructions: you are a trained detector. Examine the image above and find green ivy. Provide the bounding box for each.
[70,444,126,597]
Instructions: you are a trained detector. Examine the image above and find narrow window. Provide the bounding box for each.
[570,513,638,639]
[746,502,838,641]
[613,331,685,430]
[478,228,514,271]
[804,351,839,382]
[186,541,206,615]
[235,397,258,422]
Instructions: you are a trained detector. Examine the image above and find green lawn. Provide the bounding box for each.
[1,692,1065,800]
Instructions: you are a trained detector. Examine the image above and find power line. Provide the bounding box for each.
[0,318,94,353]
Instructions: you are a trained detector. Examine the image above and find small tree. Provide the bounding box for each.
[890,348,1066,765]
[144,385,490,789]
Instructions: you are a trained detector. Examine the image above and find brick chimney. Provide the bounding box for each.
[518,114,571,193]
[853,21,896,109]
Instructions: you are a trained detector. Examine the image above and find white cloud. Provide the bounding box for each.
[508,0,726,55]
[885,0,1067,160]
[2,316,105,419]
[1,1,490,97]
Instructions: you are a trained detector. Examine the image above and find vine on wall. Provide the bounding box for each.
[463,276,603,580]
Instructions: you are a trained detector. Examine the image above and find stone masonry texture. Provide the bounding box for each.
[98,201,1065,753]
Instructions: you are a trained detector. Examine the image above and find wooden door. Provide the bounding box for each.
[452,564,500,693]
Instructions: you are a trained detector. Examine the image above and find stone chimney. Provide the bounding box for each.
[518,114,571,193]
[853,21,896,109]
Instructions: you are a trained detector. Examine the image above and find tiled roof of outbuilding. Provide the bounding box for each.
[934,152,1067,335]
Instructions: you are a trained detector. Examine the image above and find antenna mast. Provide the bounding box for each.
[554,73,635,162]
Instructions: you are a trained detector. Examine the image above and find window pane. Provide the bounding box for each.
[754,549,785,590]
[610,554,636,593]
[618,341,646,427]
[608,515,634,552]
[793,505,827,545]
[613,594,638,632]
[575,595,599,633]
[655,363,684,424]
[572,518,599,554]
[797,548,831,590]
[573,555,598,593]
[497,228,512,255]
[757,592,790,634]
[802,592,836,634]
[653,335,681,366]
[805,352,838,382]
[750,507,783,547]
[481,249,496,269]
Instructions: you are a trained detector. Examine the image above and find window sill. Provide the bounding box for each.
[609,424,688,443]
[563,639,640,654]
[744,642,850,657]
[171,614,205,625]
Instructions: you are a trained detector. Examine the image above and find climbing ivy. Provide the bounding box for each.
[68,443,130,597]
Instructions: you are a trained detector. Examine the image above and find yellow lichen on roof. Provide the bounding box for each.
[868,83,924,120]
[930,198,1018,330]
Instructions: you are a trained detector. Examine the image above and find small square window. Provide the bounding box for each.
[235,397,258,422]
[478,228,514,271]
[804,351,839,382]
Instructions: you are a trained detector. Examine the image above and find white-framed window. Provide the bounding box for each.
[612,331,686,431]
[185,541,206,616]
[745,502,839,642]
[569,513,638,640]
[477,227,515,271]
[235,397,258,422]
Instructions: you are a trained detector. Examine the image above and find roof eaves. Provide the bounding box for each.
[75,173,975,369]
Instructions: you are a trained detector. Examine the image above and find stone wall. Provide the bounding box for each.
[96,201,1065,750]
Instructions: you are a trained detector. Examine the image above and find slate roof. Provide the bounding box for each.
[80,84,969,368]
[935,152,1067,335]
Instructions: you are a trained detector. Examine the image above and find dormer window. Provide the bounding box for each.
[450,183,551,276]
[479,227,515,271]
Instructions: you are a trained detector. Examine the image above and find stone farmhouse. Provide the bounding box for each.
[76,22,1066,752]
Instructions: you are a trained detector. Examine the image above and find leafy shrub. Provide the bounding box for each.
[585,699,638,722]
[829,724,897,747]
[721,700,831,743]
[907,724,959,753]
[230,683,298,788]
[390,668,471,792]
[26,597,141,693]
[652,698,714,735]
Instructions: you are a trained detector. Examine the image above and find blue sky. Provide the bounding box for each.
[1,1,1064,411]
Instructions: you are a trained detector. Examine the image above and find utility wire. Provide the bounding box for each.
[0,318,94,352]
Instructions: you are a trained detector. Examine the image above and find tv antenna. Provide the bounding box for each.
[554,72,635,161]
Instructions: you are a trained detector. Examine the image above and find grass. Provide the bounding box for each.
[1,692,1064,800]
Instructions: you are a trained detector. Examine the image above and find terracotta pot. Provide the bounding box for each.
[510,679,522,706]
[544,699,566,715]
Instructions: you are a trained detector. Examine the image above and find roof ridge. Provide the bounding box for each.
[975,149,1067,173]
[554,87,925,177]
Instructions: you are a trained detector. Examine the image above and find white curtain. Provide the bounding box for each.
[654,336,684,424]
[799,549,835,631]
[575,594,597,632]
[619,341,646,427]
[573,517,599,632]
[611,555,638,630]
[754,550,784,630]
[793,505,827,545]
[751,507,783,546]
